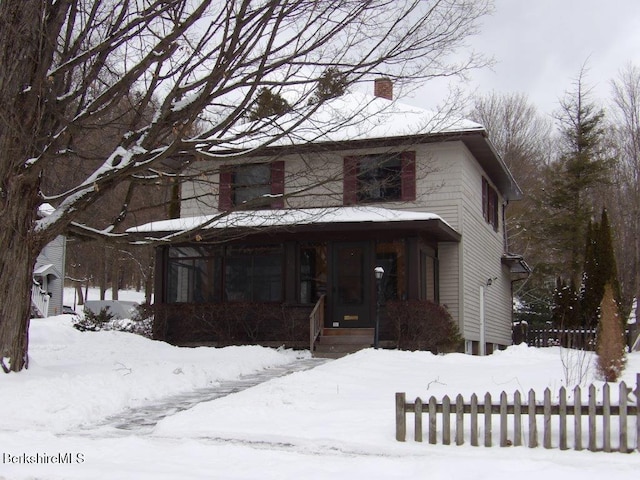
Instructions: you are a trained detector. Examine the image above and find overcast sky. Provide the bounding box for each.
[407,0,640,117]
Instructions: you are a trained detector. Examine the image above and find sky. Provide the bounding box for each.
[409,0,640,117]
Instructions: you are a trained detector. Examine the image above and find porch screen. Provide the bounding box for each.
[224,245,282,302]
[167,245,282,303]
[167,246,221,303]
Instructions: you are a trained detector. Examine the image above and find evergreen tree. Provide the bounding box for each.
[309,67,348,104]
[248,88,291,121]
[537,69,612,286]
[552,277,581,328]
[596,284,626,382]
[581,208,621,328]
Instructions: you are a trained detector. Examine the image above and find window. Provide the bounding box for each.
[343,152,416,205]
[219,161,284,210]
[166,245,283,304]
[375,240,406,301]
[299,243,328,304]
[482,177,499,231]
[167,246,222,303]
[224,246,283,302]
[234,164,271,206]
[420,250,438,302]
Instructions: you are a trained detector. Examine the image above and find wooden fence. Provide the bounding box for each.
[513,326,633,351]
[396,373,640,453]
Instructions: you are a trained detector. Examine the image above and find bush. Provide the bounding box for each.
[74,307,115,331]
[596,284,626,382]
[73,304,153,338]
[386,300,462,353]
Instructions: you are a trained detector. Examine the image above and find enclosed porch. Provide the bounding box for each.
[146,207,461,352]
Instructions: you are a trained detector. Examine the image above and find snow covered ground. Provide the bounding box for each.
[1,292,638,479]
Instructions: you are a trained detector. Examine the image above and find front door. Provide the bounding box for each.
[329,241,372,328]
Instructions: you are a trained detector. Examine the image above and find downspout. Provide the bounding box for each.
[479,284,486,356]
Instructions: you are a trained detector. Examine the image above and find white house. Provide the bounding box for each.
[33,205,67,317]
[131,79,529,355]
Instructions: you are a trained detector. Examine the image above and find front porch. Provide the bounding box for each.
[149,207,461,352]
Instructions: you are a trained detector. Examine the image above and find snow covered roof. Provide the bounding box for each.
[198,91,521,200]
[201,92,484,153]
[127,206,461,242]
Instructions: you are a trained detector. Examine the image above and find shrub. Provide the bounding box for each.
[73,304,153,338]
[386,300,462,353]
[596,284,626,382]
[73,306,115,331]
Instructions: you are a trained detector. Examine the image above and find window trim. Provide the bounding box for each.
[218,161,285,210]
[343,151,416,205]
[482,177,499,231]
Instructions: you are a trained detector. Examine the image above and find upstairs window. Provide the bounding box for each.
[219,161,284,210]
[482,177,499,231]
[343,151,416,205]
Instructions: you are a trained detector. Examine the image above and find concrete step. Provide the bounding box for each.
[317,335,373,345]
[322,328,375,336]
[314,343,372,354]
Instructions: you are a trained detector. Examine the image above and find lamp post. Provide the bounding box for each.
[374,266,384,349]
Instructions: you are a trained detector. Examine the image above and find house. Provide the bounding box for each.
[131,79,528,355]
[32,204,67,317]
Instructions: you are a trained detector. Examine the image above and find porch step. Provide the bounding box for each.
[313,328,374,358]
[321,328,375,336]
[317,335,373,345]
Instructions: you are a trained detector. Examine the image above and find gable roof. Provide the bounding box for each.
[198,92,522,200]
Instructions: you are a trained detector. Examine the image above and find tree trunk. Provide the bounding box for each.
[75,282,84,306]
[111,255,119,300]
[0,193,41,372]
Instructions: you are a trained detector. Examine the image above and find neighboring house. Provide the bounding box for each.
[131,79,529,355]
[32,205,67,317]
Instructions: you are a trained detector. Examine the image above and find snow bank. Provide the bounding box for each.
[0,315,303,433]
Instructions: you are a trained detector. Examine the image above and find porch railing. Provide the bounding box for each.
[31,279,50,317]
[309,294,325,352]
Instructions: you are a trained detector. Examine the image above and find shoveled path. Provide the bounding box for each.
[77,357,329,436]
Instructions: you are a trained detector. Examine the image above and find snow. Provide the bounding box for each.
[127,205,449,234]
[201,92,484,154]
[1,295,639,479]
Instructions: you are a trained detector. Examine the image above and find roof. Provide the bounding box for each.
[33,263,60,278]
[199,92,522,200]
[127,206,461,242]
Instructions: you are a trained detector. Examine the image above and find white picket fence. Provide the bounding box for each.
[396,373,639,453]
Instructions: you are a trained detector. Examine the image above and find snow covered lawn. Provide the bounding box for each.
[1,313,638,479]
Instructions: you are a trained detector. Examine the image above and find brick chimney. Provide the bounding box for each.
[374,77,393,100]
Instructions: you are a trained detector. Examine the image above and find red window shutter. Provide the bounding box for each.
[270,161,285,209]
[343,156,358,205]
[218,167,233,211]
[482,177,488,221]
[400,151,416,201]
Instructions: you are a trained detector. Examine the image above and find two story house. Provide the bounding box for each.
[131,79,528,355]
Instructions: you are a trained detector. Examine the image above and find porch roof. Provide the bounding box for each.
[33,263,60,278]
[128,206,461,242]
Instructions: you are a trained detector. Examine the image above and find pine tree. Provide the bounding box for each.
[537,69,612,286]
[309,67,348,104]
[248,88,291,121]
[596,284,626,382]
[581,208,621,328]
[552,277,581,328]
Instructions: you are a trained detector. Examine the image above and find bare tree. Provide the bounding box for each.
[468,92,554,320]
[0,0,491,372]
[610,64,640,309]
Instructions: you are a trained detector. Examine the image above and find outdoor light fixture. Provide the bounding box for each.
[374,266,384,349]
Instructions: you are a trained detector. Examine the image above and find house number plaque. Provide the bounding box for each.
[343,315,358,321]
